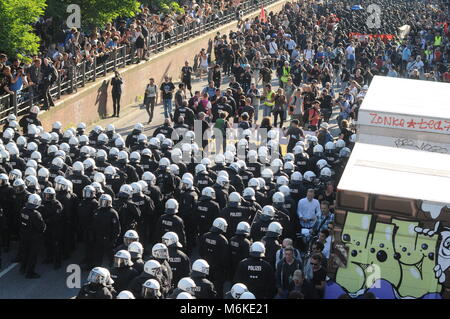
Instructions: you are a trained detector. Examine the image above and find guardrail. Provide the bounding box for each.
[0,0,277,124]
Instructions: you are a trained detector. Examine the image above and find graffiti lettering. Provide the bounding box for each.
[393,138,448,154]
[368,113,450,134]
[327,212,447,299]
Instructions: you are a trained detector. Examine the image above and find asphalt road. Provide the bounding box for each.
[0,70,342,299]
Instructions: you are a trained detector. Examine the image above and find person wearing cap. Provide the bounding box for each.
[317,122,333,146]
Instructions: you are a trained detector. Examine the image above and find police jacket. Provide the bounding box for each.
[110,266,139,293]
[113,199,141,235]
[168,246,191,286]
[91,207,121,240]
[191,274,218,299]
[76,283,116,299]
[154,213,186,248]
[230,234,251,275]
[199,231,230,276]
[194,197,220,236]
[233,256,275,299]
[39,199,64,238]
[20,207,46,239]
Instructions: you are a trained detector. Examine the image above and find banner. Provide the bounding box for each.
[348,32,395,42]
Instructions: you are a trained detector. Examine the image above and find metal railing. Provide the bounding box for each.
[0,0,277,123]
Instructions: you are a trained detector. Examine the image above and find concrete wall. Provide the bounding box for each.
[38,0,288,130]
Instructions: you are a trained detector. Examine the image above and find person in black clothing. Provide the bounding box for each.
[191,259,218,299]
[19,106,42,136]
[285,120,304,153]
[318,88,333,123]
[76,267,116,299]
[111,71,123,117]
[181,61,193,97]
[110,250,139,293]
[310,253,327,298]
[18,194,46,278]
[289,269,318,299]
[163,231,191,287]
[41,58,58,110]
[230,221,252,279]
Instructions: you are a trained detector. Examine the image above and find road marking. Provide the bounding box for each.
[0,263,18,279]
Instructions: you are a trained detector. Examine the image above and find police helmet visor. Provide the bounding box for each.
[141,286,161,299]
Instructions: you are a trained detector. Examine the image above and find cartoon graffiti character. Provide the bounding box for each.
[415,221,450,285]
[335,212,373,296]
[365,222,401,291]
[392,219,440,298]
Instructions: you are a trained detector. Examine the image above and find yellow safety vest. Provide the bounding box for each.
[434,36,442,46]
[264,91,275,107]
[281,66,291,83]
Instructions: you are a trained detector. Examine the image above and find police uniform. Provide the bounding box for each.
[168,245,191,287]
[194,196,221,236]
[229,233,252,278]
[233,256,275,299]
[91,206,121,267]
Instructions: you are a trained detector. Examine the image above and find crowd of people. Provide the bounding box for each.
[0,0,449,300]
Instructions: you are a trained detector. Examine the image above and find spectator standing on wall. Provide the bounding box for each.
[111,71,123,117]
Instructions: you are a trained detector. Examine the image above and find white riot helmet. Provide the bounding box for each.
[236,221,251,236]
[134,123,144,132]
[104,166,117,177]
[94,172,106,184]
[316,159,329,170]
[284,153,295,162]
[262,205,276,219]
[303,171,316,182]
[113,250,134,268]
[339,147,351,158]
[224,151,234,164]
[177,292,195,299]
[279,185,291,197]
[248,178,260,190]
[142,172,156,185]
[106,124,115,134]
[142,279,161,298]
[118,151,129,163]
[72,161,84,173]
[247,150,258,162]
[230,283,248,299]
[159,157,170,169]
[25,167,37,177]
[192,259,210,276]
[181,177,193,190]
[119,184,133,199]
[229,162,240,173]
[313,144,324,154]
[177,277,196,295]
[83,158,96,170]
[128,241,144,258]
[144,260,161,276]
[131,182,142,195]
[99,194,113,208]
[116,291,135,299]
[149,137,160,148]
[226,144,236,155]
[268,129,279,140]
[335,139,346,149]
[261,168,273,180]
[130,152,141,163]
[284,161,295,173]
[201,157,212,168]
[124,230,139,246]
[162,231,182,248]
[291,171,303,182]
[152,243,169,260]
[16,136,27,148]
[229,192,241,205]
[272,191,285,204]
[240,292,256,299]
[82,185,96,199]
[87,267,113,285]
[115,138,125,149]
[211,217,228,233]
[325,141,336,152]
[214,154,225,165]
[243,187,256,201]
[198,186,214,201]
[267,221,283,237]
[249,241,266,258]
[320,167,332,177]
[165,199,179,214]
[195,164,207,174]
[216,175,229,187]
[97,133,109,145]
[276,175,289,186]
[9,169,22,181]
[350,134,357,143]
[27,193,42,208]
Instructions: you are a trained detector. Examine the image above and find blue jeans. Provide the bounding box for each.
[262,104,272,117]
[163,99,173,119]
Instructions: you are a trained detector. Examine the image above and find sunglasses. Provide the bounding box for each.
[310,262,319,266]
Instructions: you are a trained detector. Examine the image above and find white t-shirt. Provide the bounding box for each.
[269,41,278,54]
[346,45,355,59]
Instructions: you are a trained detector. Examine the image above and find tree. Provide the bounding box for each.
[0,0,47,60]
[46,0,141,31]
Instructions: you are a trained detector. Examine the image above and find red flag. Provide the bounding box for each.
[260,6,267,23]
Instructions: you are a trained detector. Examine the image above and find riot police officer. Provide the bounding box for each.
[233,242,275,299]
[154,199,186,247]
[191,259,217,299]
[131,182,155,245]
[19,194,46,278]
[230,221,252,278]
[91,194,121,267]
[77,185,99,269]
[76,267,116,299]
[110,250,139,293]
[178,178,198,252]
[128,241,145,274]
[194,187,220,237]
[162,232,191,287]
[127,259,164,298]
[261,222,283,269]
[220,192,256,239]
[113,185,141,241]
[151,243,173,294]
[40,187,64,269]
[198,218,230,298]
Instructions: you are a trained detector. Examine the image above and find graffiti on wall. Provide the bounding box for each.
[325,210,450,299]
